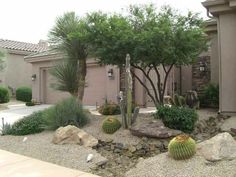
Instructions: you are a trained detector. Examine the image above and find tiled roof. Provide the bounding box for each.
[0,39,48,52]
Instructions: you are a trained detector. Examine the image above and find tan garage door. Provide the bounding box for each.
[42,65,107,105]
[83,65,106,106]
[43,69,71,104]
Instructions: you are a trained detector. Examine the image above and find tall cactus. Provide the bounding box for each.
[119,54,139,129]
[126,54,132,128]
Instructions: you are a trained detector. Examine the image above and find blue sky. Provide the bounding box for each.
[0,0,207,43]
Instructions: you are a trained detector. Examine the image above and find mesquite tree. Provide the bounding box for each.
[87,5,207,107]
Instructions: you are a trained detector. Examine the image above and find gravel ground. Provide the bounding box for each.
[0,131,107,172]
[83,113,154,145]
[125,153,236,177]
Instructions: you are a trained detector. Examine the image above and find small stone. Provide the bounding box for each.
[115,143,124,149]
[128,145,137,153]
[141,137,148,142]
[105,138,113,143]
[114,149,122,153]
[96,159,109,167]
[136,144,143,150]
[110,145,115,150]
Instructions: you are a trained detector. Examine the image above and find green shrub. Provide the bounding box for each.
[156,106,198,133]
[0,87,10,103]
[25,102,35,106]
[16,87,32,102]
[200,83,219,108]
[1,123,13,135]
[9,111,45,135]
[43,97,88,130]
[102,116,121,134]
[98,102,121,115]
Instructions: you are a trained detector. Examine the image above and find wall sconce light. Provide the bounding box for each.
[108,68,114,78]
[199,61,207,72]
[31,74,36,81]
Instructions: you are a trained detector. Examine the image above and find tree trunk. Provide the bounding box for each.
[77,58,87,102]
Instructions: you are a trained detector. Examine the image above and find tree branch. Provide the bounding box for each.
[161,64,174,103]
[131,70,158,107]
[132,64,160,104]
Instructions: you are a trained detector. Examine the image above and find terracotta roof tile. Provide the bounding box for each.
[0,39,48,52]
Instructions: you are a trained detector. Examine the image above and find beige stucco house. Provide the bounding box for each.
[25,51,181,106]
[0,39,48,93]
[202,0,236,114]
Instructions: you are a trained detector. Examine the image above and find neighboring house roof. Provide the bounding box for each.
[0,39,48,53]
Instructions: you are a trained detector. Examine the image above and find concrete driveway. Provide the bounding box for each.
[0,104,52,128]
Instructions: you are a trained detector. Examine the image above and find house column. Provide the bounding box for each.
[203,0,236,114]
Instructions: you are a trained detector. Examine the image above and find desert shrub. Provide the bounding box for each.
[0,87,10,103]
[16,87,32,102]
[1,123,13,135]
[200,83,219,108]
[9,111,45,135]
[98,102,121,115]
[25,101,35,106]
[43,97,88,130]
[156,105,198,133]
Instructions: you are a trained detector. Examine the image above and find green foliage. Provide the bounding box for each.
[98,102,121,115]
[173,94,186,107]
[200,83,219,108]
[9,111,45,135]
[185,91,199,109]
[168,134,196,160]
[43,97,88,130]
[50,61,79,96]
[87,4,207,105]
[0,87,10,103]
[156,105,198,133]
[1,123,13,135]
[102,116,121,134]
[25,102,35,106]
[16,87,32,102]
[49,12,89,100]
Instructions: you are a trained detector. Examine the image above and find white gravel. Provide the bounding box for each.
[0,131,107,172]
[125,153,236,177]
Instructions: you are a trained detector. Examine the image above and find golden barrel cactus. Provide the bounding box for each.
[168,134,196,160]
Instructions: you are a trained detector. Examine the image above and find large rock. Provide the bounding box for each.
[197,132,236,162]
[125,152,236,177]
[220,116,236,133]
[52,125,98,147]
[130,121,182,139]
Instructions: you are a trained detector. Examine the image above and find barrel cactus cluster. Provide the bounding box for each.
[102,116,121,134]
[168,134,196,160]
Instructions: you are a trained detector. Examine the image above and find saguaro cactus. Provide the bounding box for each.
[126,54,132,128]
[118,54,139,129]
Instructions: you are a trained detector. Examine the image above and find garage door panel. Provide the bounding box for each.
[43,65,107,106]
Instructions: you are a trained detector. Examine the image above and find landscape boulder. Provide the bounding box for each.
[52,125,98,147]
[130,121,182,139]
[197,132,236,161]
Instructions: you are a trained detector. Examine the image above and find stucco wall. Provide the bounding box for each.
[30,58,120,106]
[209,33,219,84]
[218,13,236,113]
[0,52,31,90]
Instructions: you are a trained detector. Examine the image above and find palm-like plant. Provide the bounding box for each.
[48,12,88,101]
[50,61,79,96]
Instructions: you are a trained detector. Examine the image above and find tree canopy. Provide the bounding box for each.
[87,4,207,106]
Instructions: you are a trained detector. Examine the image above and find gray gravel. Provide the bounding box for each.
[0,131,107,172]
[84,113,154,145]
[126,153,236,177]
